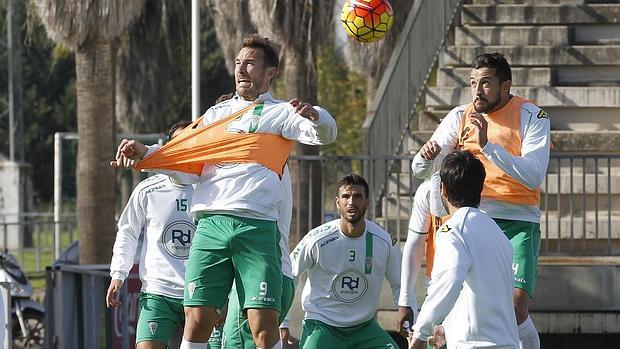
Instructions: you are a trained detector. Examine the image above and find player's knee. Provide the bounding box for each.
[184,306,217,331]
[247,308,280,347]
[136,341,165,349]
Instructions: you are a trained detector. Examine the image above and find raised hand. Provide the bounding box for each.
[420,140,441,160]
[289,98,319,121]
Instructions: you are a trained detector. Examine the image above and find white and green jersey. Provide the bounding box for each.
[146,91,337,222]
[287,219,402,328]
[110,174,195,299]
[412,207,518,348]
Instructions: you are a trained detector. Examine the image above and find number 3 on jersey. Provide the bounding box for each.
[176,199,188,211]
[348,250,356,261]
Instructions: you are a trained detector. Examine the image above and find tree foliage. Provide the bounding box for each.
[0,6,77,205]
[317,42,366,155]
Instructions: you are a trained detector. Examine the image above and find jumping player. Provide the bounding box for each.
[112,35,337,349]
[412,53,549,349]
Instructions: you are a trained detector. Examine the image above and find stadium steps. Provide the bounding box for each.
[377,256,620,333]
[374,1,620,336]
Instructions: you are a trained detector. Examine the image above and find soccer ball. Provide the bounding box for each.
[341,0,394,43]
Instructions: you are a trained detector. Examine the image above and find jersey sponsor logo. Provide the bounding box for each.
[319,235,339,247]
[148,321,158,335]
[438,225,451,233]
[536,110,549,119]
[144,184,166,195]
[309,224,333,236]
[162,220,196,259]
[331,269,368,303]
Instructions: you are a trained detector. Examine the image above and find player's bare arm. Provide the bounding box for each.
[420,140,441,160]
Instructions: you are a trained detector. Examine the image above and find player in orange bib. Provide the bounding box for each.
[112,35,337,349]
[412,53,550,349]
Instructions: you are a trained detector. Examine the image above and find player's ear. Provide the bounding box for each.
[441,182,448,199]
[266,66,277,82]
[501,79,511,95]
[335,197,340,210]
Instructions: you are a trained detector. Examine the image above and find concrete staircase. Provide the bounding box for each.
[394,0,620,252]
[375,0,620,338]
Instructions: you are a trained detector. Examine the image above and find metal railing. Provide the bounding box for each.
[541,154,620,256]
[2,153,618,277]
[0,213,76,273]
[362,0,463,199]
[286,154,620,257]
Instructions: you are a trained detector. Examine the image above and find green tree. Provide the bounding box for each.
[33,0,147,264]
[317,43,367,155]
[0,5,78,204]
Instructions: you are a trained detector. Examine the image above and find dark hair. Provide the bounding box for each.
[472,52,512,83]
[242,34,280,69]
[167,120,192,141]
[440,150,486,208]
[337,173,369,199]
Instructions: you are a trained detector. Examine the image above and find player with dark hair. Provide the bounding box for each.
[409,150,518,349]
[412,53,549,349]
[281,174,401,349]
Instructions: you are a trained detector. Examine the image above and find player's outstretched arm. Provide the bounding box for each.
[282,99,337,145]
[412,231,471,342]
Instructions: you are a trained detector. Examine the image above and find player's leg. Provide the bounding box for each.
[221,282,248,349]
[222,275,294,349]
[495,219,541,349]
[231,217,283,348]
[348,319,399,349]
[182,215,236,346]
[136,293,185,349]
[299,319,343,349]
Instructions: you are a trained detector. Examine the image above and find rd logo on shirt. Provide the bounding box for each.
[162,220,196,259]
[331,269,368,303]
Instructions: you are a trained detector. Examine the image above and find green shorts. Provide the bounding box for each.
[300,319,398,349]
[222,276,295,349]
[135,292,221,348]
[494,219,541,298]
[136,293,184,345]
[184,214,282,311]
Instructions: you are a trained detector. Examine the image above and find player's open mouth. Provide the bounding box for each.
[237,78,251,86]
